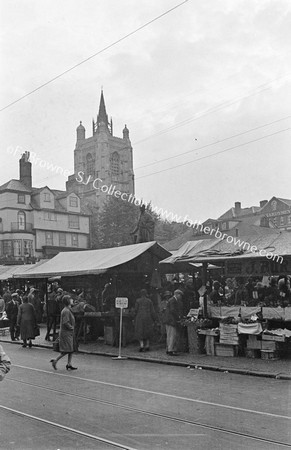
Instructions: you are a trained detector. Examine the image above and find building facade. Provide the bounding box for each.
[0,153,91,262]
[66,91,135,209]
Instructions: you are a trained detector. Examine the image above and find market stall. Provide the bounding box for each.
[13,241,171,345]
[159,231,291,359]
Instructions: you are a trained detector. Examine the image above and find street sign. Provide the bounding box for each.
[115,297,128,309]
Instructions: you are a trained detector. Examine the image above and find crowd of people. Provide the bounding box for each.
[207,275,291,307]
[1,273,290,358]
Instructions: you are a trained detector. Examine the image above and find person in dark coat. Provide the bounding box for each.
[28,288,42,323]
[164,289,183,355]
[50,295,77,371]
[6,293,20,341]
[134,289,156,352]
[17,296,36,348]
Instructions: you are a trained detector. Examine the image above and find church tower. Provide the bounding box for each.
[66,91,135,209]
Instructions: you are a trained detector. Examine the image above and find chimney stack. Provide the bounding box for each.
[19,152,32,189]
[260,200,268,208]
[234,202,241,214]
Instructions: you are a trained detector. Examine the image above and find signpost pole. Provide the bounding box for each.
[112,297,128,361]
[117,307,123,359]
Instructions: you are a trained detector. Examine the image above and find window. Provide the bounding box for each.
[110,152,120,176]
[86,153,94,175]
[69,196,78,208]
[44,192,51,202]
[273,217,277,227]
[13,240,22,257]
[18,194,25,204]
[3,240,13,256]
[23,240,33,256]
[17,211,26,230]
[280,216,285,226]
[59,233,66,247]
[288,215,291,225]
[68,215,79,229]
[71,234,78,247]
[221,222,227,230]
[44,211,56,221]
[45,232,53,246]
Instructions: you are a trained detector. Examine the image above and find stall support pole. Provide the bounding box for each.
[202,262,208,318]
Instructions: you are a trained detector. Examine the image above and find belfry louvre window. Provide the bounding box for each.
[110,152,120,176]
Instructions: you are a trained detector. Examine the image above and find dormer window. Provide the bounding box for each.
[44,193,51,202]
[18,194,25,204]
[69,196,78,208]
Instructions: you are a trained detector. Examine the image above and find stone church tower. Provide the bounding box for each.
[66,91,135,209]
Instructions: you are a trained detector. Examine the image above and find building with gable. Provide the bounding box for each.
[0,152,91,262]
[66,90,135,209]
[164,198,291,251]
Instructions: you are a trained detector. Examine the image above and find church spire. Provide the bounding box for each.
[97,90,109,129]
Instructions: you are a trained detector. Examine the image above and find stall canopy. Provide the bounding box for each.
[0,261,47,280]
[13,241,170,279]
[160,231,291,267]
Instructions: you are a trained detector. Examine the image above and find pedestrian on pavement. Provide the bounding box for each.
[3,288,12,306]
[0,345,11,381]
[134,289,157,352]
[6,293,20,341]
[164,289,183,356]
[17,296,37,348]
[28,288,42,323]
[0,296,5,319]
[50,295,77,371]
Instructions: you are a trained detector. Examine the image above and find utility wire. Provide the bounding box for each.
[134,74,291,145]
[135,114,291,170]
[136,127,291,179]
[0,0,189,113]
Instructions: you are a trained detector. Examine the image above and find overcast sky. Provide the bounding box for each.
[1,0,290,222]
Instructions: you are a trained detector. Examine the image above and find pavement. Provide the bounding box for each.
[1,324,291,380]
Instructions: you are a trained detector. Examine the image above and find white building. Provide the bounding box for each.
[0,152,91,262]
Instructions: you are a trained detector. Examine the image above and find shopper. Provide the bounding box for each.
[164,289,183,356]
[17,296,37,348]
[50,295,77,371]
[6,293,20,341]
[0,345,11,381]
[134,289,156,352]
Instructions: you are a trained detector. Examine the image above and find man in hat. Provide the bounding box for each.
[164,289,183,356]
[6,293,20,341]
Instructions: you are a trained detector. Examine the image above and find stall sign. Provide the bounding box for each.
[115,297,128,309]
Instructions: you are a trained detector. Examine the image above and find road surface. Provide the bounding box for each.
[0,344,290,449]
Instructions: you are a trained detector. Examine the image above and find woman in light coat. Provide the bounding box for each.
[17,296,36,348]
[50,295,77,371]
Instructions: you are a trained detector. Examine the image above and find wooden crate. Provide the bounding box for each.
[215,343,238,357]
[261,350,279,360]
[262,334,285,342]
[205,335,219,355]
[245,349,261,358]
[261,340,279,351]
[247,335,262,350]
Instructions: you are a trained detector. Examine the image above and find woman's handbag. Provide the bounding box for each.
[53,337,60,352]
[34,325,40,337]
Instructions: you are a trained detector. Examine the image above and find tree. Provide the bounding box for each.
[91,196,139,248]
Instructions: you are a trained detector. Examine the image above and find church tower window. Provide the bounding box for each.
[86,153,94,175]
[110,152,120,176]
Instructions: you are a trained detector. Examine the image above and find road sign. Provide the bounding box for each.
[115,297,128,309]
